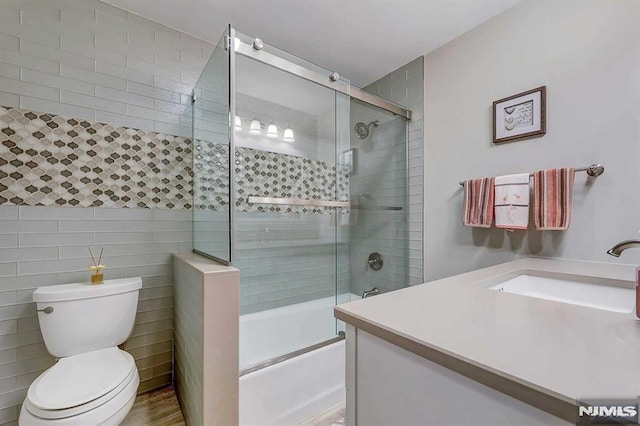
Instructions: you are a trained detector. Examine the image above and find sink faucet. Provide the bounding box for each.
[606,240,640,257]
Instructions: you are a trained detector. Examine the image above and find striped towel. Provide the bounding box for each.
[495,173,530,230]
[533,168,575,230]
[463,177,495,228]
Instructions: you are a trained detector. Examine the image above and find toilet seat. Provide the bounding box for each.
[23,348,136,420]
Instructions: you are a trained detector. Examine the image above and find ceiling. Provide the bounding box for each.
[105,0,523,87]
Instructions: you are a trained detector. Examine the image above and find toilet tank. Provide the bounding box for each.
[33,278,142,358]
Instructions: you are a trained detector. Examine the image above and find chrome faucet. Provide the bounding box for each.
[362,287,380,298]
[606,240,640,257]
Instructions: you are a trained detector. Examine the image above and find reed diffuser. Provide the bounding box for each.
[88,248,106,284]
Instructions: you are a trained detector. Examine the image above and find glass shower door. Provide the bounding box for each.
[233,48,345,370]
[192,27,231,263]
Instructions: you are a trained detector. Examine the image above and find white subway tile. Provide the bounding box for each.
[0,76,58,101]
[125,104,154,121]
[0,274,56,291]
[153,76,192,95]
[0,18,59,49]
[20,39,92,71]
[0,292,17,308]
[0,220,57,234]
[0,235,18,249]
[0,247,58,262]
[94,208,153,221]
[57,268,125,284]
[20,3,61,24]
[18,206,93,220]
[20,96,95,122]
[60,63,126,91]
[58,220,124,232]
[154,110,179,125]
[153,209,191,221]
[19,232,93,248]
[0,207,18,220]
[153,28,183,52]
[90,10,124,32]
[180,50,206,68]
[93,232,153,244]
[0,264,17,278]
[61,90,126,114]
[20,68,93,96]
[95,85,153,109]
[59,29,95,48]
[0,5,19,23]
[152,121,190,138]
[96,60,153,86]
[129,56,179,82]
[126,81,180,104]
[94,110,153,132]
[0,91,19,107]
[17,258,95,275]
[125,264,171,279]
[0,33,18,51]
[61,37,128,68]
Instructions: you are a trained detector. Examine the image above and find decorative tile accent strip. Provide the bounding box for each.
[193,140,349,214]
[194,140,229,211]
[0,106,193,209]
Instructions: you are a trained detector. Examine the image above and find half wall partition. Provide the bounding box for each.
[192,25,412,372]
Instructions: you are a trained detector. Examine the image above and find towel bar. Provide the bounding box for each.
[458,163,604,187]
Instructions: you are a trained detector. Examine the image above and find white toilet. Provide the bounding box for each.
[19,277,143,426]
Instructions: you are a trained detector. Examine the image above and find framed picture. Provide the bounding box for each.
[493,86,546,144]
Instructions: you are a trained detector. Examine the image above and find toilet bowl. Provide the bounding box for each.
[19,278,142,425]
[20,348,139,425]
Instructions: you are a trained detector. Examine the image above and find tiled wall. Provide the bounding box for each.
[0,106,192,209]
[235,213,349,314]
[0,206,192,423]
[0,0,213,423]
[364,57,425,285]
[348,101,408,297]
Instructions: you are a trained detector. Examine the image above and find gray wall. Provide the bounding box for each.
[423,0,640,282]
[365,57,425,285]
[0,0,212,423]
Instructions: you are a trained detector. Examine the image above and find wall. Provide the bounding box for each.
[423,0,640,281]
[348,100,408,297]
[0,0,214,422]
[365,57,425,286]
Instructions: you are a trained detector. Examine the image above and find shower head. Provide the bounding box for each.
[354,120,379,140]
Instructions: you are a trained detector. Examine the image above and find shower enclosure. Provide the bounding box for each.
[192,24,411,423]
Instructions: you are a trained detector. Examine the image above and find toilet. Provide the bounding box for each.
[19,277,143,425]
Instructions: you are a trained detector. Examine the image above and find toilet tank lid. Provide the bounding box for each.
[33,277,142,302]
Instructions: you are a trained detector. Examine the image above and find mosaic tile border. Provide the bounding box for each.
[194,141,349,214]
[0,106,193,209]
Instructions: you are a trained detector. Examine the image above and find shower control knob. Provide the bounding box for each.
[366,252,383,271]
[329,72,340,82]
[252,38,264,50]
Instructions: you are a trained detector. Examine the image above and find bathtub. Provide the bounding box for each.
[239,295,354,425]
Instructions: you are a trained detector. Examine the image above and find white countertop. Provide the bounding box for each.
[334,258,640,406]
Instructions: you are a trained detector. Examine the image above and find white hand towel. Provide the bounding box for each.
[494,173,530,230]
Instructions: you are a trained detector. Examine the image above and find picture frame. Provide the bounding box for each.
[493,86,546,144]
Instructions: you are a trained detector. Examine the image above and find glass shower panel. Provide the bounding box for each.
[348,99,408,298]
[234,53,341,369]
[192,28,231,263]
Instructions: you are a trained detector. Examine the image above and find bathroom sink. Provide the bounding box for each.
[489,275,634,313]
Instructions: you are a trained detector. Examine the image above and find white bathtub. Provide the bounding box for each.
[239,295,355,425]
